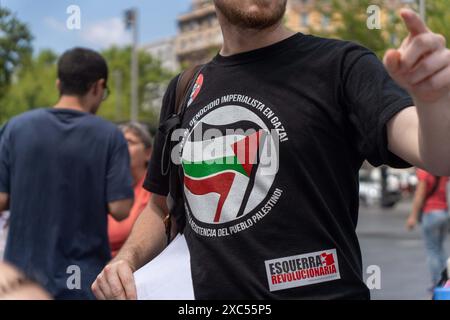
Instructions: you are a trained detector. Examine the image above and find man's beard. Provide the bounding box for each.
[214,0,287,30]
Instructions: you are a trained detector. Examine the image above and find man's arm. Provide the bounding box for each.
[105,128,135,220]
[385,9,450,175]
[0,192,9,212]
[92,194,169,300]
[112,194,169,271]
[108,198,133,222]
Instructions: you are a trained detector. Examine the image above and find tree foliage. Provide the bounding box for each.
[311,0,450,59]
[1,46,175,126]
[426,0,450,42]
[0,7,33,122]
[99,46,174,126]
[1,50,58,124]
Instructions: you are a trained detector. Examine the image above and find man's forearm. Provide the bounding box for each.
[416,94,450,176]
[113,203,168,271]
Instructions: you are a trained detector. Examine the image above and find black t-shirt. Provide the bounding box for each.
[144,33,413,299]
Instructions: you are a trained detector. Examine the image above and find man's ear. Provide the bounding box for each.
[56,79,61,92]
[93,78,106,96]
[97,78,106,91]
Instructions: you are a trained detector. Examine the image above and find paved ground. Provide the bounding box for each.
[357,199,450,300]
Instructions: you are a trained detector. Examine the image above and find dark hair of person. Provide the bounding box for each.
[57,47,108,96]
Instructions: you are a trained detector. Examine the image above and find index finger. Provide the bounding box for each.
[118,264,137,300]
[104,268,127,300]
[91,281,107,300]
[400,8,428,37]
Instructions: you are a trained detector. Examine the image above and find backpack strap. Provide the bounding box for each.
[175,65,203,114]
[159,65,203,175]
[160,64,203,245]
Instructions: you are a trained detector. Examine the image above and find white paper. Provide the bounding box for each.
[0,211,9,231]
[0,211,9,261]
[134,234,194,300]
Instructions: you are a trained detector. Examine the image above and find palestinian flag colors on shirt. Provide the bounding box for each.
[182,121,267,224]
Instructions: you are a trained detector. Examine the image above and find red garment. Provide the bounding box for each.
[108,175,151,257]
[416,169,449,214]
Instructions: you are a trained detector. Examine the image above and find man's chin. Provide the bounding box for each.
[238,17,282,30]
[215,0,287,30]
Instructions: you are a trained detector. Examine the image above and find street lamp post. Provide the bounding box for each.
[113,70,123,122]
[125,9,139,122]
[419,0,426,21]
[401,0,426,21]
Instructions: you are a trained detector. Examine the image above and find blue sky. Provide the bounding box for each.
[1,0,192,54]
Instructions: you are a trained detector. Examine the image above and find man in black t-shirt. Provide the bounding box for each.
[92,1,450,300]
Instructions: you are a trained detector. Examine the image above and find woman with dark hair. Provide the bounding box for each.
[108,122,153,257]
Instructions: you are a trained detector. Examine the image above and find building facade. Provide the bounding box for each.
[142,37,179,72]
[175,0,222,67]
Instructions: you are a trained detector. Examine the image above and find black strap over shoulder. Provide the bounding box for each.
[175,65,204,115]
[159,65,203,177]
[159,114,181,136]
[159,65,204,245]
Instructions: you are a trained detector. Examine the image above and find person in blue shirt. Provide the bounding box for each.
[0,47,134,299]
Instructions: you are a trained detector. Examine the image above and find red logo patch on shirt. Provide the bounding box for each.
[187,73,204,107]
